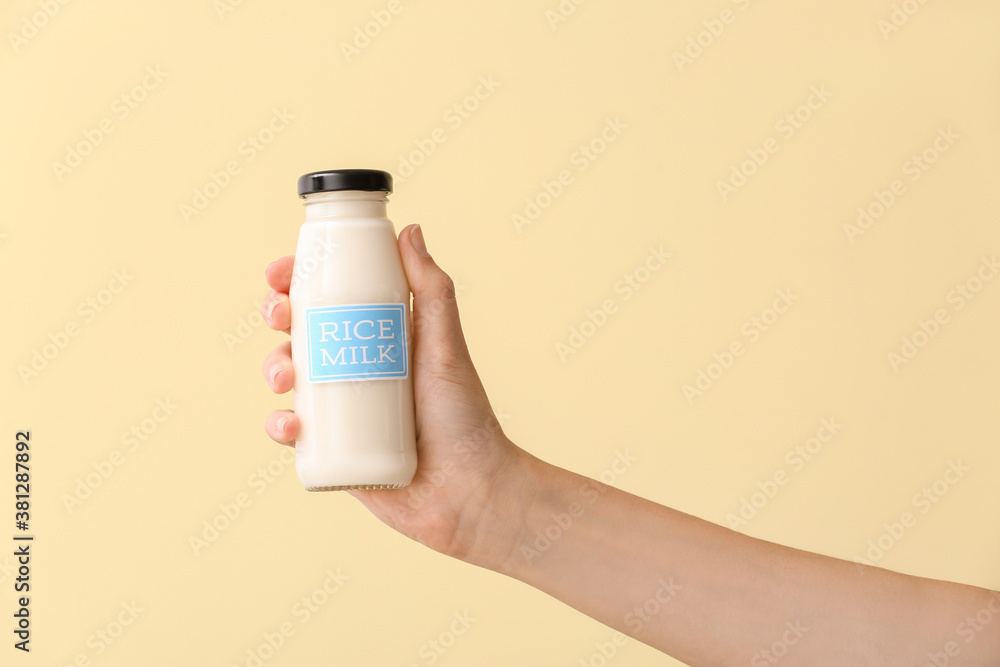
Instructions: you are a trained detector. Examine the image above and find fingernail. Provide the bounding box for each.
[265,297,278,321]
[277,416,289,434]
[411,224,430,257]
[270,364,283,386]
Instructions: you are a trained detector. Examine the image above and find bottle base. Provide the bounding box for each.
[305,481,410,492]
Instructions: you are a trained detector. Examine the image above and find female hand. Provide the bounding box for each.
[261,224,535,568]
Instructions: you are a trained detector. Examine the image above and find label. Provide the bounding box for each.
[305,303,408,382]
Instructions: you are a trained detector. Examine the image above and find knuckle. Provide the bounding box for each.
[437,273,457,303]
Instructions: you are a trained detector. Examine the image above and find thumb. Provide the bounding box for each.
[398,224,473,369]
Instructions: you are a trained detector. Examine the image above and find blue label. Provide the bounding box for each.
[305,303,408,382]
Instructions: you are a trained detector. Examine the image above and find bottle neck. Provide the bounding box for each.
[302,190,388,220]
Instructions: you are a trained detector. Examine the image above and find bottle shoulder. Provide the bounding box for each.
[299,217,394,227]
[289,220,408,303]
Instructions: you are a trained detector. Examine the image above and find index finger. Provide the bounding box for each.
[265,256,295,293]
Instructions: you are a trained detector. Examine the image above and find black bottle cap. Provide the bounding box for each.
[297,169,392,197]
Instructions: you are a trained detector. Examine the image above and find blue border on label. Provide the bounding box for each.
[305,303,408,383]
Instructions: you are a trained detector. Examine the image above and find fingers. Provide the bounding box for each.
[261,289,290,333]
[263,256,293,333]
[265,410,299,445]
[264,257,298,447]
[397,224,474,369]
[265,256,295,293]
[262,341,294,393]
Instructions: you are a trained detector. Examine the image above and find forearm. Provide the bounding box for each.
[474,453,1000,666]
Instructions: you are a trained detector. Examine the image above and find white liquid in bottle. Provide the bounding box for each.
[289,169,417,491]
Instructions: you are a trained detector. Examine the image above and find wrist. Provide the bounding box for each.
[455,441,552,574]
[463,446,591,581]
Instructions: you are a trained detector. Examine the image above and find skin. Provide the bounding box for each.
[262,224,1000,666]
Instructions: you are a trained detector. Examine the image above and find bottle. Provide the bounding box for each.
[289,169,417,491]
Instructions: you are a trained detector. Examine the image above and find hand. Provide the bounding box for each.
[261,224,535,568]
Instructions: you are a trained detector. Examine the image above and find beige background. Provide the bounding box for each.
[2,1,998,665]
